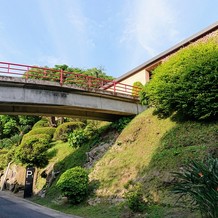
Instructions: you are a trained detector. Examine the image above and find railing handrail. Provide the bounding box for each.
[0,62,142,96]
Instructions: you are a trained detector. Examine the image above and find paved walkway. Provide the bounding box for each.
[0,191,82,218]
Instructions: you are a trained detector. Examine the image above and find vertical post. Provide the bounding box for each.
[26,66,29,80]
[60,69,63,86]
[43,69,47,78]
[88,77,92,88]
[113,81,116,94]
[101,80,104,88]
[24,167,35,198]
[7,63,10,75]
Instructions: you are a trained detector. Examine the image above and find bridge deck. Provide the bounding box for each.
[0,76,146,121]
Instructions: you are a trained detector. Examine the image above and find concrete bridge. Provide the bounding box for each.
[0,62,146,121]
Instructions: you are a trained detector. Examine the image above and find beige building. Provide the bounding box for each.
[107,21,218,94]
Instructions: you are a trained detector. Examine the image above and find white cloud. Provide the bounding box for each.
[36,0,94,67]
[120,0,180,57]
[68,12,87,33]
[67,7,96,49]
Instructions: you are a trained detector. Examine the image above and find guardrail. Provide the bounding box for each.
[0,62,141,96]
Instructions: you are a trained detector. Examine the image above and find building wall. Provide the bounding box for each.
[119,68,149,86]
[110,29,218,95]
[106,69,150,95]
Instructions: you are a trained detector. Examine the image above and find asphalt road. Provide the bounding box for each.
[0,191,81,218]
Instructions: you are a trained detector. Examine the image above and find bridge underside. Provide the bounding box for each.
[0,104,129,121]
[0,77,147,121]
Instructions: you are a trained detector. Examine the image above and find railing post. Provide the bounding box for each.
[113,81,116,94]
[26,66,29,80]
[101,80,104,88]
[43,69,47,79]
[88,77,91,88]
[7,63,10,74]
[60,69,63,86]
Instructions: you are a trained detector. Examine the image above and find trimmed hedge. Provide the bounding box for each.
[53,121,84,142]
[32,119,49,129]
[57,166,89,204]
[16,133,51,167]
[23,127,55,141]
[141,37,218,120]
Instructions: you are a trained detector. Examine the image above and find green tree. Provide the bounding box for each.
[141,37,218,120]
[0,115,39,139]
[24,64,113,88]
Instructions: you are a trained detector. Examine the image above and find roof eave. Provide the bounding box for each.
[116,21,218,82]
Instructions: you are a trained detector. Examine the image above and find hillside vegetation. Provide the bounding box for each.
[89,108,176,197]
[29,108,217,218]
[89,108,217,207]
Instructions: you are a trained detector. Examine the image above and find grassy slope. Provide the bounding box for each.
[33,108,217,217]
[89,108,176,197]
[34,141,75,193]
[90,108,217,203]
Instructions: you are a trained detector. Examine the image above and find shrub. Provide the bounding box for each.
[68,128,88,148]
[53,121,83,141]
[15,134,51,167]
[139,84,149,105]
[142,37,218,120]
[172,156,218,218]
[23,127,55,141]
[0,149,9,170]
[124,183,146,212]
[111,117,133,132]
[68,121,100,148]
[57,166,89,204]
[32,119,49,129]
[132,81,143,96]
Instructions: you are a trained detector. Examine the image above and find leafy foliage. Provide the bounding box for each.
[15,126,55,168]
[23,127,55,141]
[124,183,146,212]
[68,121,100,148]
[53,121,84,142]
[132,81,143,96]
[32,119,50,129]
[57,166,89,204]
[139,84,149,106]
[111,117,133,132]
[24,65,114,89]
[15,133,51,168]
[0,115,40,139]
[141,38,218,120]
[0,134,22,149]
[68,128,88,148]
[172,156,218,218]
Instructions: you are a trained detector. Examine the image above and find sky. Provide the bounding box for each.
[0,0,217,78]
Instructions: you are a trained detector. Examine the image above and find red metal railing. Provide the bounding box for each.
[0,62,140,96]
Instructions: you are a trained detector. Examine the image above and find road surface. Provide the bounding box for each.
[0,191,81,218]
